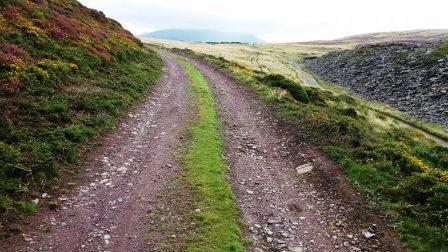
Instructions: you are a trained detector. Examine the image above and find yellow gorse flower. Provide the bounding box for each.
[408,155,448,183]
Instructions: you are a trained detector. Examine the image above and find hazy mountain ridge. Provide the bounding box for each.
[140,29,265,44]
[299,29,448,45]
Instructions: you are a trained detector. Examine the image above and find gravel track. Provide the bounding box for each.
[3,50,407,252]
[2,51,188,252]
[179,53,407,252]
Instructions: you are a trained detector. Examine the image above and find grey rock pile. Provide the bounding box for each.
[304,42,448,125]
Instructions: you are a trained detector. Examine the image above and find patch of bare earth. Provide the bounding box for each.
[1,51,189,252]
[179,53,409,252]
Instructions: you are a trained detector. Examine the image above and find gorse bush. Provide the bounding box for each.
[260,74,310,103]
[0,0,162,224]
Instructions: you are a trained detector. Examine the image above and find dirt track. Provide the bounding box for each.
[179,53,406,252]
[2,51,189,252]
[3,50,407,251]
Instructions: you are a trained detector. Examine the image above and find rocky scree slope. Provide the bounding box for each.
[0,0,161,228]
[304,42,448,126]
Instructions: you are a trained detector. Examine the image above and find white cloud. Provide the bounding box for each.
[79,0,448,42]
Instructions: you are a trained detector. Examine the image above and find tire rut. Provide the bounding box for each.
[4,51,189,252]
[179,53,407,252]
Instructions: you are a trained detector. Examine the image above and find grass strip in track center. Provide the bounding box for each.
[176,57,244,251]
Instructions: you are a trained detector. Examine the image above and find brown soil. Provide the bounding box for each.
[1,51,189,252]
[177,52,409,252]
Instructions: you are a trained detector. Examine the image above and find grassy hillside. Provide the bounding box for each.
[0,0,162,226]
[176,49,448,251]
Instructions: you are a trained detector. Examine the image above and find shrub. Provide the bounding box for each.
[425,40,448,65]
[61,125,96,143]
[260,74,310,103]
[19,201,36,214]
[341,107,358,118]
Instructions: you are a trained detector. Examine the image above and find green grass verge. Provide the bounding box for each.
[176,50,448,252]
[176,57,244,251]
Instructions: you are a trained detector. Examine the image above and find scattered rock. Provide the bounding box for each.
[362,229,375,239]
[103,234,111,244]
[117,167,128,173]
[22,234,33,242]
[296,163,313,175]
[48,200,60,210]
[288,246,304,252]
[99,179,109,184]
[58,197,69,202]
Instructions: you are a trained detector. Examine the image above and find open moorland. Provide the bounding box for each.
[1,1,447,251]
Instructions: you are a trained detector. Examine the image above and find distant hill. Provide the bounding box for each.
[140,29,265,44]
[302,29,448,45]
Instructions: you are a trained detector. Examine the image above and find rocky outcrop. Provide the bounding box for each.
[304,43,448,126]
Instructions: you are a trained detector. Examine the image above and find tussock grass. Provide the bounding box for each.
[176,58,244,251]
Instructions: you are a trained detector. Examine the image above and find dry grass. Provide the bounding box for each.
[141,38,349,86]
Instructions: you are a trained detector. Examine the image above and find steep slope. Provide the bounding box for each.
[0,0,161,226]
[140,29,265,44]
[304,42,448,125]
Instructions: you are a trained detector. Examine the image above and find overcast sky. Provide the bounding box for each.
[79,0,448,43]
